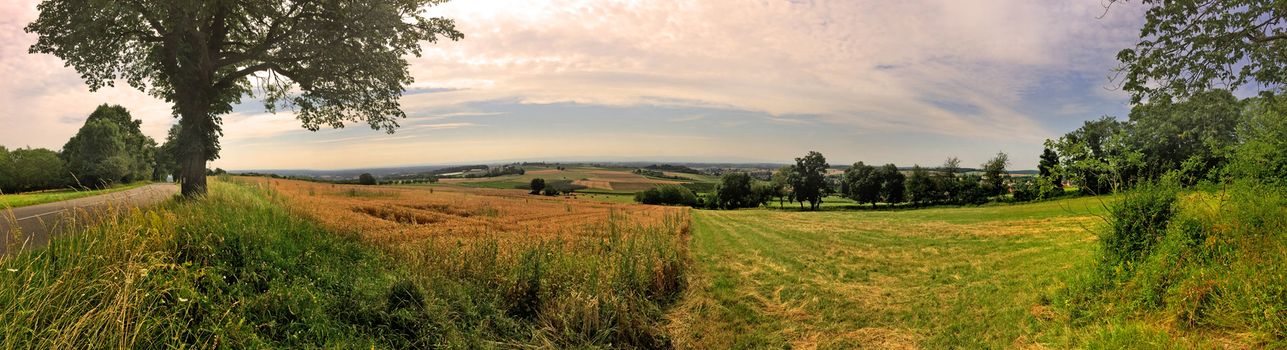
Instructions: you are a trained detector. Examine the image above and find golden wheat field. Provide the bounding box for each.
[239,177,688,246]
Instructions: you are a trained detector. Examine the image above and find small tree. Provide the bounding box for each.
[358,173,377,185]
[981,152,1010,197]
[529,178,546,195]
[770,165,793,208]
[936,157,962,203]
[1038,147,1061,188]
[791,151,829,210]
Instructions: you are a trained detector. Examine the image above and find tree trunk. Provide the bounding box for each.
[180,151,207,197]
[176,101,214,198]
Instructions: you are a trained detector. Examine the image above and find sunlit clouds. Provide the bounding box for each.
[0,1,1147,170]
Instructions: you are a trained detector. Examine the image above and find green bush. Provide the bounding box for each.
[1058,179,1286,345]
[1099,180,1179,276]
[634,184,699,206]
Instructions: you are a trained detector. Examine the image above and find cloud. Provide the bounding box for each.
[667,115,705,123]
[0,0,1149,169]
[407,0,1146,142]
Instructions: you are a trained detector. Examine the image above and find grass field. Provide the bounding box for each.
[0,182,150,208]
[668,196,1113,348]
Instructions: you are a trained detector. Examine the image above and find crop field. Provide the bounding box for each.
[439,166,708,193]
[668,196,1113,349]
[244,177,686,245]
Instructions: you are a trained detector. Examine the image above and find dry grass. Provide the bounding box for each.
[241,177,685,247]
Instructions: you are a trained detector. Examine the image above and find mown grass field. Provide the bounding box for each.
[668,196,1113,348]
[0,182,150,208]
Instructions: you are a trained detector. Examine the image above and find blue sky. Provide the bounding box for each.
[0,1,1148,170]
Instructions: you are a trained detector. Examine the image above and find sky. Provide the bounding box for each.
[0,1,1151,171]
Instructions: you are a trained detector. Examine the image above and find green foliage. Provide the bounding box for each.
[790,151,829,210]
[542,187,561,196]
[1099,180,1180,276]
[1038,147,1060,187]
[954,174,990,205]
[61,105,156,188]
[634,184,699,207]
[529,178,546,195]
[842,162,880,207]
[1011,176,1064,202]
[905,165,935,205]
[25,0,464,196]
[980,152,1010,196]
[358,173,377,186]
[61,118,131,188]
[713,172,759,209]
[1128,90,1241,184]
[153,124,181,181]
[770,165,797,207]
[1058,180,1287,346]
[0,147,70,194]
[1048,117,1131,195]
[1114,0,1286,104]
[1228,93,1287,184]
[877,163,905,205]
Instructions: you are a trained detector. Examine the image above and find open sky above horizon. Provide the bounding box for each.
[0,1,1151,171]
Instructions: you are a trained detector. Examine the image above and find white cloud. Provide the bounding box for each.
[406,0,1145,142]
[0,0,1148,168]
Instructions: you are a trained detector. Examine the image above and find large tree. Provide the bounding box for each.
[1113,0,1285,103]
[62,118,132,187]
[791,151,829,210]
[27,1,463,197]
[905,165,934,206]
[876,163,906,207]
[842,162,879,208]
[1048,117,1132,194]
[1127,89,1242,183]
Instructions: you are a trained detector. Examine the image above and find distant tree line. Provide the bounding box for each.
[634,150,1024,210]
[1,104,175,194]
[632,168,685,180]
[522,178,586,196]
[642,164,700,174]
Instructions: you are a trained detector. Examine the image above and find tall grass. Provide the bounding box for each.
[1053,179,1287,347]
[0,179,691,348]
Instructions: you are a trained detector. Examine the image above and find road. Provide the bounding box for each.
[0,183,179,256]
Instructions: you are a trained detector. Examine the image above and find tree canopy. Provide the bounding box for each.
[26,0,463,196]
[1114,0,1285,103]
[791,151,829,210]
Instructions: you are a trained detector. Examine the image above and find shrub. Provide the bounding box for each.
[1098,179,1179,276]
[530,178,546,195]
[358,173,377,185]
[634,185,698,206]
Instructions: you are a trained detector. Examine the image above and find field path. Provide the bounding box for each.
[668,198,1107,349]
[0,183,178,256]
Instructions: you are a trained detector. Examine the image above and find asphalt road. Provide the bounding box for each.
[0,183,179,256]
